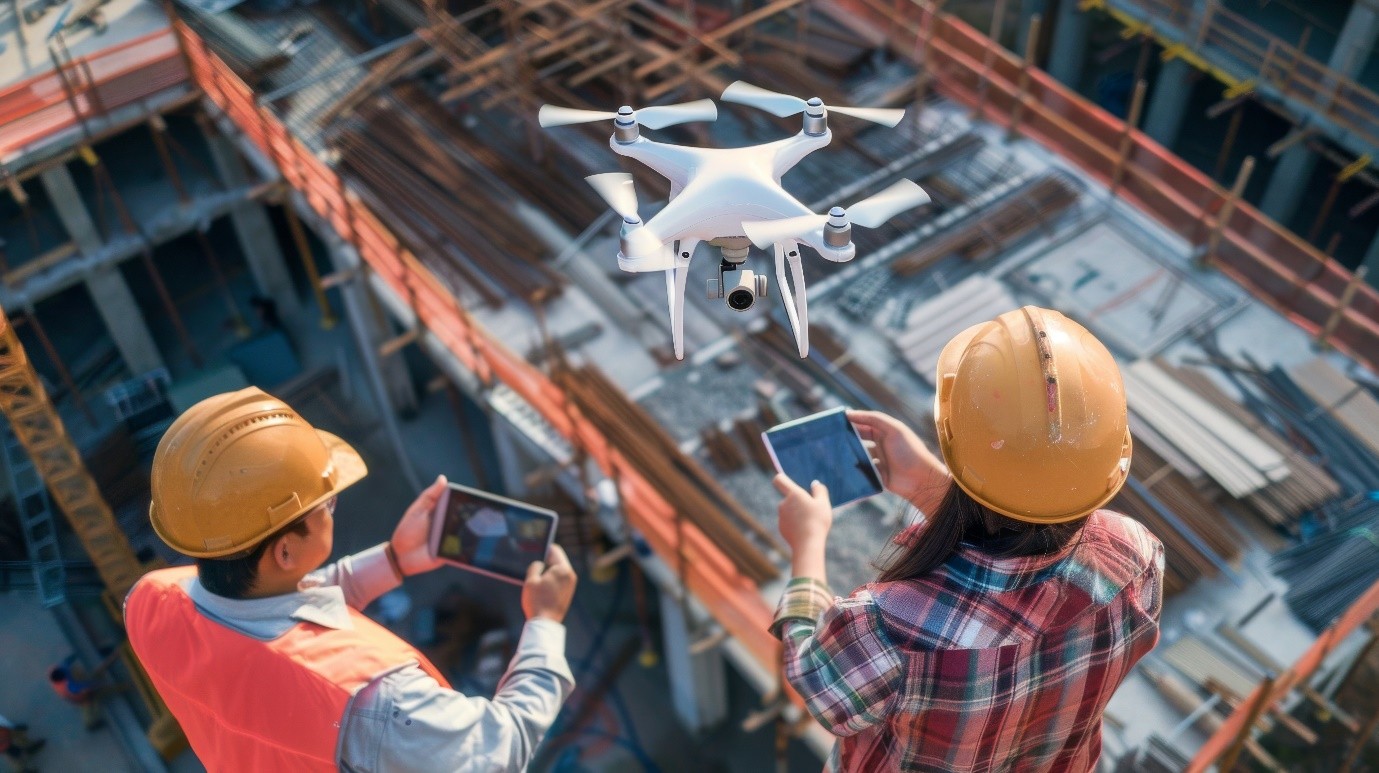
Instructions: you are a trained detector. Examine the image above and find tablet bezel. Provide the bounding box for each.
[428,482,559,585]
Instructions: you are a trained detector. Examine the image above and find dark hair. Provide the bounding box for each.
[875,483,1085,583]
[196,518,312,599]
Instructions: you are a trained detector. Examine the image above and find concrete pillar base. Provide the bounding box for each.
[658,587,729,733]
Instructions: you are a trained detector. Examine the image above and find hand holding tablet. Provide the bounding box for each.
[762,407,883,508]
[429,482,560,585]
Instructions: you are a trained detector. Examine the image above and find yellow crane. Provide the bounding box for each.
[0,304,186,758]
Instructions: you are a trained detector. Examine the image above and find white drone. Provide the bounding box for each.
[539,81,931,359]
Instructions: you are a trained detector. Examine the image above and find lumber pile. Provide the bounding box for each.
[891,275,1018,385]
[1111,441,1243,596]
[1124,360,1290,500]
[1163,363,1341,527]
[334,92,568,308]
[552,363,783,584]
[889,174,1079,275]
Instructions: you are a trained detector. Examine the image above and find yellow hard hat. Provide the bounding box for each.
[149,387,367,558]
[934,306,1131,524]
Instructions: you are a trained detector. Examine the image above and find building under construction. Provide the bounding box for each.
[3,0,1379,770]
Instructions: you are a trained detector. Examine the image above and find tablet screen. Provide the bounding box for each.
[764,408,883,507]
[434,486,556,582]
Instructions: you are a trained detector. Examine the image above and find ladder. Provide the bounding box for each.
[2,425,65,607]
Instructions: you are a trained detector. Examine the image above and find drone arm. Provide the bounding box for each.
[769,130,833,180]
[774,243,810,357]
[609,136,697,190]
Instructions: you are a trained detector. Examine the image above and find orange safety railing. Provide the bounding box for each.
[845,0,1379,375]
[0,27,188,160]
[171,20,782,676]
[1095,0,1379,151]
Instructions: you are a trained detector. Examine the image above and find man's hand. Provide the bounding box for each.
[522,544,578,624]
[847,410,949,510]
[390,475,449,577]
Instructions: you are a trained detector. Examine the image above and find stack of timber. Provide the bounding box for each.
[1111,441,1243,596]
[553,363,783,584]
[1124,360,1291,500]
[889,173,1080,275]
[334,91,567,308]
[1161,363,1341,527]
[891,275,1018,385]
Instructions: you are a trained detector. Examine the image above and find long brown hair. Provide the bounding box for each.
[875,483,1086,583]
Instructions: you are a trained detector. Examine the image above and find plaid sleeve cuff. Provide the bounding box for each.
[770,577,835,639]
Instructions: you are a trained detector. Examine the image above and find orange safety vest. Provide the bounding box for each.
[125,566,450,772]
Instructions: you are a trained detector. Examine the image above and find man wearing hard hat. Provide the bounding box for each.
[125,388,577,772]
[771,307,1164,772]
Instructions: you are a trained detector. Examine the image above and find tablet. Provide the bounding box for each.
[762,407,883,507]
[429,483,559,585]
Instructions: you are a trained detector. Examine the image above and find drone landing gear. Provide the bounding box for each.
[666,239,696,360]
[774,243,809,357]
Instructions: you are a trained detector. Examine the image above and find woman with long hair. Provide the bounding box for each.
[771,306,1164,772]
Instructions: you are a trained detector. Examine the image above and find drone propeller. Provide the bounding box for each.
[585,173,639,220]
[720,81,905,128]
[741,179,931,248]
[539,99,718,130]
[585,173,665,257]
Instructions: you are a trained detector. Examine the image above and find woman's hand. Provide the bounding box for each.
[847,410,949,510]
[390,475,449,577]
[773,475,832,581]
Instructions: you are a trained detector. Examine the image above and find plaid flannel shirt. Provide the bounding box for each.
[773,510,1164,773]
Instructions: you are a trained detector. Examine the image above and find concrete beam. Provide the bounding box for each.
[1047,0,1091,88]
[199,124,303,320]
[1143,58,1196,151]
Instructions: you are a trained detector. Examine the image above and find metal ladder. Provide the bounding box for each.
[3,428,66,607]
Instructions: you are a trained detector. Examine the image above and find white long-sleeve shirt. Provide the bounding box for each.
[187,543,574,772]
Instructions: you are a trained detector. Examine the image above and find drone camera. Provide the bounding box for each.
[709,270,768,312]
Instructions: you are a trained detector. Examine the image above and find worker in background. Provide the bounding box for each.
[46,650,121,730]
[124,388,577,772]
[0,714,44,772]
[771,307,1164,772]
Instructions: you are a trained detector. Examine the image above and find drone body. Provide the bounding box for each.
[539,83,930,359]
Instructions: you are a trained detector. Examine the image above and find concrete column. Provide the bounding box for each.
[200,124,303,320]
[326,234,422,492]
[1016,0,1048,59]
[84,267,166,375]
[489,417,530,497]
[40,165,165,375]
[1362,228,1379,279]
[1261,2,1379,227]
[658,587,729,733]
[1047,0,1092,89]
[1260,142,1322,228]
[1327,1,1379,77]
[1142,58,1196,150]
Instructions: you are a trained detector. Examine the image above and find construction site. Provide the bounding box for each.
[3,0,1379,769]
